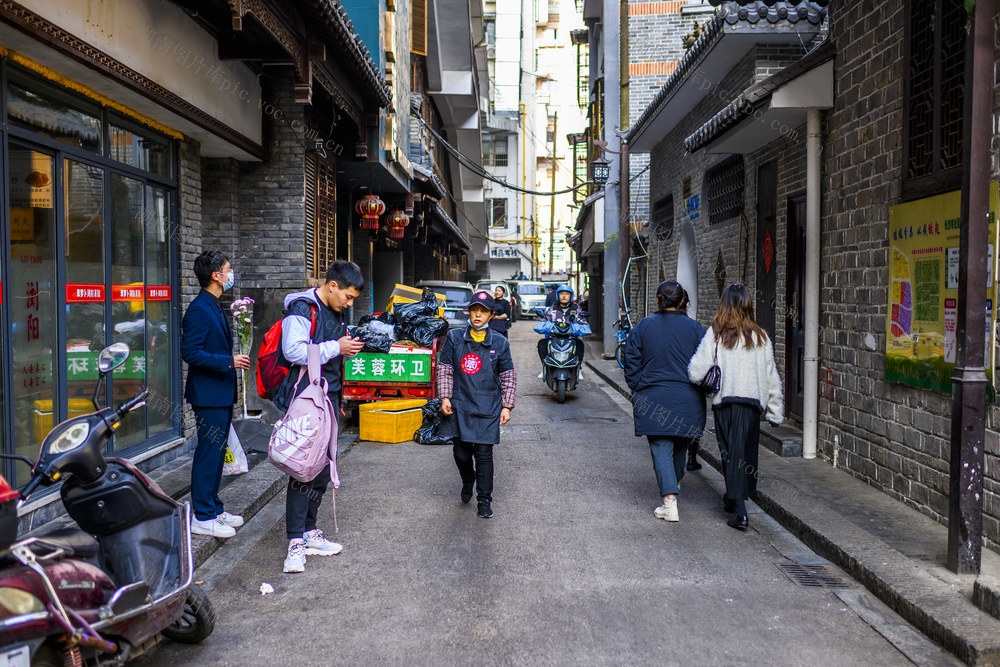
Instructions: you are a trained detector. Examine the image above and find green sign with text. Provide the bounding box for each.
[344,349,432,383]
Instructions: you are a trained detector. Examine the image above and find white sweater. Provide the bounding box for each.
[687,327,784,425]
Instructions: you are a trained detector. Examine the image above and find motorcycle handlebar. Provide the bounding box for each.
[116,389,150,419]
[20,474,43,500]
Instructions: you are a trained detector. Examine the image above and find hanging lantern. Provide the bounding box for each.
[387,210,410,239]
[355,194,386,230]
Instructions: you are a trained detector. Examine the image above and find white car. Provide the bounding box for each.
[512,281,548,318]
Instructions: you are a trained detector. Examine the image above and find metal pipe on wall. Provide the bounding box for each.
[601,0,621,358]
[802,109,821,460]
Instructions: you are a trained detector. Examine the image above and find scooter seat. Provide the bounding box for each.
[31,527,100,559]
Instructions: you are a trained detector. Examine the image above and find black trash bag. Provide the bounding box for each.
[392,289,440,324]
[359,311,398,327]
[347,326,394,354]
[413,398,452,445]
[396,316,449,348]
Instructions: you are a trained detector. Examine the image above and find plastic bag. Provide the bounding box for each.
[223,424,249,475]
[413,398,452,445]
[348,323,395,354]
[367,320,397,338]
[393,290,440,324]
[397,317,448,348]
[358,311,397,327]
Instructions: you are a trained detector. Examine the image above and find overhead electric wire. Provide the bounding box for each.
[414,115,594,197]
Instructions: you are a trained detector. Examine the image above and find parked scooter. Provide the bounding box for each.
[0,342,213,666]
[534,308,591,404]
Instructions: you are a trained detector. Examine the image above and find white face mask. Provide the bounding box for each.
[220,271,235,291]
[471,320,491,331]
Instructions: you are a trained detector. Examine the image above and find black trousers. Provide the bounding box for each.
[286,464,331,539]
[713,402,761,501]
[453,440,494,502]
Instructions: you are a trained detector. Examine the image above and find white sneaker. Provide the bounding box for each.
[537,371,545,379]
[303,529,343,556]
[191,516,236,538]
[283,539,307,573]
[217,511,244,528]
[653,497,679,522]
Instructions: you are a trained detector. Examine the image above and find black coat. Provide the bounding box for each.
[623,310,706,438]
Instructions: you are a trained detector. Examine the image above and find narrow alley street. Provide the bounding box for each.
[140,325,943,666]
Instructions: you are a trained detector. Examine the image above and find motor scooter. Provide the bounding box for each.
[0,342,213,666]
[534,308,591,404]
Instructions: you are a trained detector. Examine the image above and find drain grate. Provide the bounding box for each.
[560,417,618,422]
[776,563,849,589]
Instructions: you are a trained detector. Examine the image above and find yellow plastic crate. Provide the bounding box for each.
[33,398,94,441]
[359,399,427,443]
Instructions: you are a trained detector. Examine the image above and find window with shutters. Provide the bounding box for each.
[305,154,336,279]
[703,155,744,225]
[489,198,507,228]
[412,0,427,56]
[902,0,967,200]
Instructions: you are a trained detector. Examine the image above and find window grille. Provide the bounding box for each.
[703,155,744,225]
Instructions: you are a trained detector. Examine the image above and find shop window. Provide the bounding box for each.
[7,75,101,154]
[9,146,58,485]
[110,121,171,178]
[145,186,173,437]
[489,198,507,228]
[903,0,966,199]
[703,155,744,225]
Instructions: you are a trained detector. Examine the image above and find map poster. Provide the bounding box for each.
[886,183,999,395]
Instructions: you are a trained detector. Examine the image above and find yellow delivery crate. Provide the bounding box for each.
[359,398,427,443]
[386,283,446,319]
[34,398,95,441]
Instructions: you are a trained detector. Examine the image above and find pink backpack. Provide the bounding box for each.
[268,344,340,487]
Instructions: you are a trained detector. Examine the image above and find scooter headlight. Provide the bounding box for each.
[552,350,571,363]
[0,587,44,619]
[48,421,91,455]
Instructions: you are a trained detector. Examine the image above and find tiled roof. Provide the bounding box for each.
[412,162,448,200]
[684,39,834,153]
[309,0,391,108]
[624,1,829,144]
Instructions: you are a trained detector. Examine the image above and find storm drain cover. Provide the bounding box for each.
[776,563,849,589]
[560,417,618,422]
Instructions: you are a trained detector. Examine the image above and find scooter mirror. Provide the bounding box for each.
[97,342,130,374]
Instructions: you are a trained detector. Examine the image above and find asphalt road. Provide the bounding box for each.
[141,324,933,666]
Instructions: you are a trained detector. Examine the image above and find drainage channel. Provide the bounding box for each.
[775,562,849,589]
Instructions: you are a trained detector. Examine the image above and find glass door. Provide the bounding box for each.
[8,145,58,485]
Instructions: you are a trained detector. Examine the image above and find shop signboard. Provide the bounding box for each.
[885,183,999,394]
[9,151,53,209]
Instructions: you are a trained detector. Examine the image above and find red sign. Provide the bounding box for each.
[147,285,171,301]
[112,284,144,302]
[762,230,774,274]
[66,283,106,303]
[460,353,482,375]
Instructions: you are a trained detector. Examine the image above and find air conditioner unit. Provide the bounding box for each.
[486,45,496,59]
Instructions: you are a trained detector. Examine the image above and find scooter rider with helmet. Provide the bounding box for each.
[536,284,585,379]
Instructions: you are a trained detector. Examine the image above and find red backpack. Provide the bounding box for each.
[256,302,317,400]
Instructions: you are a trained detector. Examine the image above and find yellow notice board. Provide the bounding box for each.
[886,184,999,394]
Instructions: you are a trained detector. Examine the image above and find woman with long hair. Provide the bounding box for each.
[623,281,706,522]
[688,284,783,530]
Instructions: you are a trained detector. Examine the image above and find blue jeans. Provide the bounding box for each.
[647,436,693,496]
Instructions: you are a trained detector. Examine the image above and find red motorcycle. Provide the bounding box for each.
[0,342,213,666]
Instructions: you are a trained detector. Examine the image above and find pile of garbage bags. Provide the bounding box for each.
[413,399,451,445]
[347,290,449,353]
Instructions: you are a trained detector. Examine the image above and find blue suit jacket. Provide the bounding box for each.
[181,290,237,407]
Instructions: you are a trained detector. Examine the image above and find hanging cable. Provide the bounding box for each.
[414,115,597,196]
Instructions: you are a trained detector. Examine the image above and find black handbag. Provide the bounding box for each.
[700,340,721,396]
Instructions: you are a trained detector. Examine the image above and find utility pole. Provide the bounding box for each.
[548,112,558,273]
[948,0,995,575]
[601,0,621,358]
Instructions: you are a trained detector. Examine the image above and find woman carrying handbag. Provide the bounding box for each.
[688,284,783,530]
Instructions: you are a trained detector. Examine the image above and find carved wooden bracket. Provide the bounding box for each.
[229,0,311,103]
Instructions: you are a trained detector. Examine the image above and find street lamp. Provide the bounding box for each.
[591,157,611,186]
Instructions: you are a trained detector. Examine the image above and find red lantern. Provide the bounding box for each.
[387,210,409,238]
[355,194,386,230]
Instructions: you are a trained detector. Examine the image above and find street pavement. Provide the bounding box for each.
[140,324,944,666]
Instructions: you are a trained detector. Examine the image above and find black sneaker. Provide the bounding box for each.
[461,482,474,503]
[477,501,493,519]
